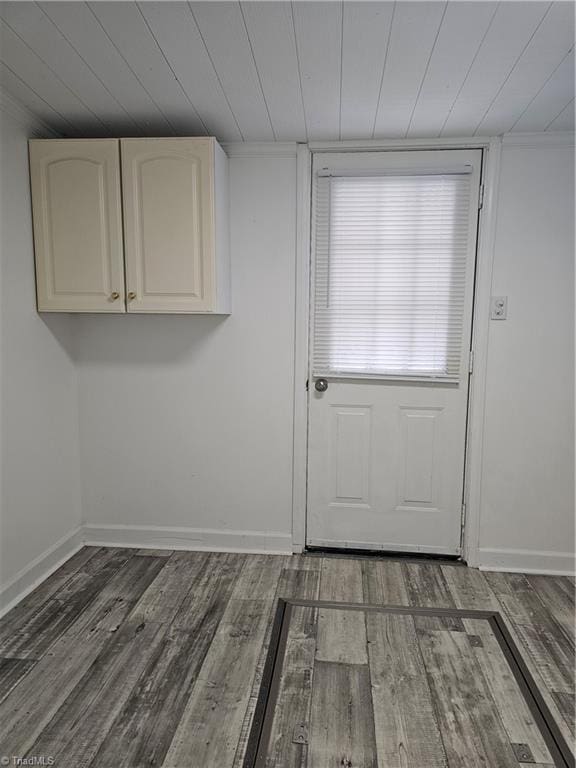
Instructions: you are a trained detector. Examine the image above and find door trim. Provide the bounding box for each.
[291,144,312,552]
[291,137,503,564]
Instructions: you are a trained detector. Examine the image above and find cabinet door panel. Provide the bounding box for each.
[29,140,125,312]
[121,138,215,313]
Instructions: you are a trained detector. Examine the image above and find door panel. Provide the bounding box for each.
[121,138,215,313]
[308,382,468,554]
[398,407,441,509]
[29,139,125,312]
[307,150,482,555]
[329,406,372,507]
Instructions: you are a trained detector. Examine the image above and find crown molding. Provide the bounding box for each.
[222,141,298,158]
[0,87,59,138]
[502,131,574,148]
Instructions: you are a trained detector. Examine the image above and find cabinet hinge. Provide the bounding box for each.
[468,349,475,374]
[478,184,485,210]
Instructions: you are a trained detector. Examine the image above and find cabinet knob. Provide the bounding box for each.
[127,291,137,301]
[110,292,120,301]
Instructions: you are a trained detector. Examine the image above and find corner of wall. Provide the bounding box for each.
[0,93,83,611]
[0,87,60,139]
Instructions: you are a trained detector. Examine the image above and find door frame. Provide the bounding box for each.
[291,137,503,566]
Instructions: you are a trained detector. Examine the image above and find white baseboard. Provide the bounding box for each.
[82,523,293,556]
[0,526,84,618]
[478,547,576,576]
[0,522,293,616]
[4,528,571,619]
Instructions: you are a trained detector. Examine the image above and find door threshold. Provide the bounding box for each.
[304,545,465,566]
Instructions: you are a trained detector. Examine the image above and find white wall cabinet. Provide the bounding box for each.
[29,137,230,314]
[29,139,125,312]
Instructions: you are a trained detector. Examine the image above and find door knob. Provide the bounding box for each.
[127,291,136,301]
[110,292,120,301]
[315,378,328,392]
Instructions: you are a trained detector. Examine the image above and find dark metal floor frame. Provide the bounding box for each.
[243,599,576,768]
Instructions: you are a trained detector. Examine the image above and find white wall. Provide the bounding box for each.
[75,139,574,572]
[477,137,575,573]
[0,110,82,604]
[1,126,572,579]
[76,151,297,552]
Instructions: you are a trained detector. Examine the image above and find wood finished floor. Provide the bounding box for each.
[0,547,573,767]
[264,601,566,767]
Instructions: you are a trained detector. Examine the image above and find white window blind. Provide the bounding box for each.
[312,172,473,381]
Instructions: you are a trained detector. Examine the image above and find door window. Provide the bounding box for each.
[312,171,474,381]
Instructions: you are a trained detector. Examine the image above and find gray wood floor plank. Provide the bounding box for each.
[171,552,246,630]
[412,613,466,633]
[0,547,101,635]
[184,552,282,766]
[483,572,575,748]
[485,572,574,694]
[527,574,575,646]
[366,612,448,768]
[417,627,520,768]
[0,548,134,660]
[130,551,209,626]
[263,603,319,768]
[231,558,314,767]
[270,567,321,675]
[89,624,217,768]
[276,567,321,601]
[0,556,165,758]
[308,661,378,768]
[316,558,367,664]
[319,557,364,602]
[441,565,500,611]
[65,554,168,637]
[403,562,465,631]
[463,617,554,764]
[403,563,457,608]
[0,547,100,645]
[550,690,576,739]
[162,598,272,768]
[231,553,285,601]
[361,560,409,606]
[99,554,248,768]
[232,568,322,768]
[316,607,368,664]
[27,619,166,768]
[0,658,36,704]
[283,554,322,571]
[0,625,120,757]
[135,548,174,557]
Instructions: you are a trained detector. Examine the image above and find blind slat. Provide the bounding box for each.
[312,174,472,380]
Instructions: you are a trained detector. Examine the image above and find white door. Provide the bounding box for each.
[29,139,125,312]
[121,138,216,313]
[306,150,482,555]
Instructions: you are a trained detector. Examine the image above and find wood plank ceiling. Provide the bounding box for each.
[0,1,574,141]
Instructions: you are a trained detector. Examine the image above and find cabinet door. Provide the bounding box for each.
[29,140,125,312]
[121,138,215,313]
